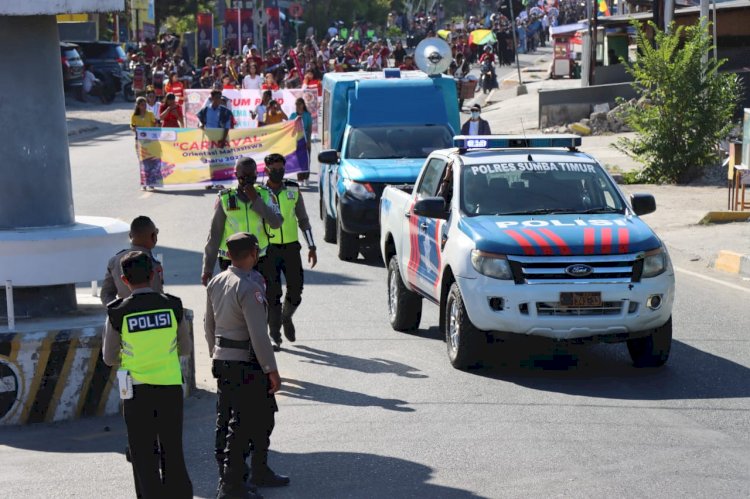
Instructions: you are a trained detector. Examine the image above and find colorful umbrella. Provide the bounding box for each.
[437,29,451,40]
[468,29,497,46]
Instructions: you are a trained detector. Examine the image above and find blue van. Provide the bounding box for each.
[317,70,460,261]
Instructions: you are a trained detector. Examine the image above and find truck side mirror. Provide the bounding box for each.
[318,149,339,164]
[630,193,656,216]
[414,197,448,220]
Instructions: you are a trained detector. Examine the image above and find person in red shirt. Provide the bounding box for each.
[301,69,321,96]
[159,93,184,128]
[221,74,237,90]
[399,55,417,70]
[261,72,280,91]
[245,47,264,73]
[164,72,185,107]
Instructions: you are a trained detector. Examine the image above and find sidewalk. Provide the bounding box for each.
[65,93,131,138]
[479,67,750,278]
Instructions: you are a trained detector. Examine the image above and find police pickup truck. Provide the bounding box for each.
[379,135,675,369]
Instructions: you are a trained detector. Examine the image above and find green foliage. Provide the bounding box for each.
[385,25,404,40]
[615,21,742,184]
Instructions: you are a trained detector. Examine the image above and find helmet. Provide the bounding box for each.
[484,45,492,53]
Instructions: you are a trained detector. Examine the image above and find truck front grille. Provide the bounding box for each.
[535,301,624,316]
[508,254,643,284]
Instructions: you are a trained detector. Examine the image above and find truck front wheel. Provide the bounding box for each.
[336,207,359,261]
[445,283,482,369]
[627,316,672,367]
[387,257,422,331]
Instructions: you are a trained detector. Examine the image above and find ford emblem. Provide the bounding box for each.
[565,264,594,277]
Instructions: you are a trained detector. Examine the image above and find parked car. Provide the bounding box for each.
[60,42,84,89]
[66,40,127,99]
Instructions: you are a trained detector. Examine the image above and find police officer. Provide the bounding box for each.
[103,251,193,499]
[202,157,283,286]
[261,153,317,351]
[101,216,163,306]
[205,233,289,499]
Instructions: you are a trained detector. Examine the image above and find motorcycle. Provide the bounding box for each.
[120,70,135,102]
[480,60,497,94]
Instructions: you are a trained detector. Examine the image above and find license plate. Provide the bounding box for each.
[559,292,602,307]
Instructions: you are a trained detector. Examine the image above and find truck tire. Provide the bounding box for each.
[336,207,359,261]
[387,256,422,331]
[323,213,337,243]
[627,316,672,367]
[445,282,482,369]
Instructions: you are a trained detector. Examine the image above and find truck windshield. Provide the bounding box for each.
[460,161,626,216]
[346,126,453,159]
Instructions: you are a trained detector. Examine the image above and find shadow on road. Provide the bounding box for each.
[68,124,130,145]
[284,345,428,379]
[157,245,205,287]
[467,338,750,401]
[304,269,365,286]
[251,450,486,499]
[279,378,414,412]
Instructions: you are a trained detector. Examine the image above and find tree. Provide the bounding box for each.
[616,21,742,184]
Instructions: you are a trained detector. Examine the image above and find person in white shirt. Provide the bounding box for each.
[242,38,256,56]
[242,64,262,90]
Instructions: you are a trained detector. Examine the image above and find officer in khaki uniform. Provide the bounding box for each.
[103,251,193,499]
[205,233,289,498]
[101,216,163,306]
[261,153,317,351]
[202,157,283,287]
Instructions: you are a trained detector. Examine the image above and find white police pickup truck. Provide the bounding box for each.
[379,135,675,369]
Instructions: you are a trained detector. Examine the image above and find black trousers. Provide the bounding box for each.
[123,384,192,499]
[212,360,277,484]
[260,242,304,334]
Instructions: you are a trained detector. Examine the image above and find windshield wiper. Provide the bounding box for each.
[577,207,623,214]
[497,208,575,215]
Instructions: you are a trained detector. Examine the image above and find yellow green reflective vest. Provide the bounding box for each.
[266,183,299,245]
[219,186,274,257]
[108,293,183,386]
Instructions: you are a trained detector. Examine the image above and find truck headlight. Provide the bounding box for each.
[642,247,668,278]
[343,179,376,200]
[471,250,513,280]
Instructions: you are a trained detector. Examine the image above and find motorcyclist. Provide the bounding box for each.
[478,46,497,94]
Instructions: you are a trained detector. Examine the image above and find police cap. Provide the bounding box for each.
[226,232,259,253]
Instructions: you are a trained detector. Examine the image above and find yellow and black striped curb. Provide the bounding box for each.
[0,310,195,425]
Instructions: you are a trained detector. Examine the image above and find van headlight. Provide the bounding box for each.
[642,247,668,278]
[343,179,376,200]
[471,250,513,280]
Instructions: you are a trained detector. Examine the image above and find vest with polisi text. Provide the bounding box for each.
[107,292,183,386]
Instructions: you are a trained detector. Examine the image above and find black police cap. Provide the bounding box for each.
[226,232,259,252]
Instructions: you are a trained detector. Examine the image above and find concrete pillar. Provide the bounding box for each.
[0,16,74,229]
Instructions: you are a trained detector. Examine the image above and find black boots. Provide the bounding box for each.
[281,300,299,343]
[268,303,283,351]
[250,452,290,487]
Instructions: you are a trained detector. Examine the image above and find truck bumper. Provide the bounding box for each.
[455,273,675,341]
[339,194,380,235]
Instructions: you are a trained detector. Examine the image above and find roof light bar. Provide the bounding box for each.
[453,135,582,150]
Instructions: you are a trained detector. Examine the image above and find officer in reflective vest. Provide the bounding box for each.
[261,153,317,351]
[202,157,283,286]
[103,251,193,499]
[205,233,288,498]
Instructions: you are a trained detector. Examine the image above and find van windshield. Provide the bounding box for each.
[346,125,453,159]
[461,161,626,216]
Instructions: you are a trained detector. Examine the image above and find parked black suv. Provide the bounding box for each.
[60,42,84,89]
[66,40,126,81]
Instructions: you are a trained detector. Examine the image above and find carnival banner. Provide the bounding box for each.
[184,88,319,133]
[135,119,309,188]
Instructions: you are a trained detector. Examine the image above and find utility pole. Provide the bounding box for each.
[507,0,526,95]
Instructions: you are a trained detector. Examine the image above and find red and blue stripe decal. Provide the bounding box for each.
[502,227,630,256]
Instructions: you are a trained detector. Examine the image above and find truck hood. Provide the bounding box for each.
[458,214,661,256]
[341,158,425,184]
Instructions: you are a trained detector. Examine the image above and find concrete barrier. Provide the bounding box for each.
[0,306,196,425]
[539,82,638,128]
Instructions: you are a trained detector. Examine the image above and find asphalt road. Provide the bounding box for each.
[1,126,749,499]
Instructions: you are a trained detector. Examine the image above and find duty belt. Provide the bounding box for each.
[217,337,250,349]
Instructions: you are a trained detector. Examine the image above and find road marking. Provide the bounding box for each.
[139,191,152,199]
[674,266,750,294]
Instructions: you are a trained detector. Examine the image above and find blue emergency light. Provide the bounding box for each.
[453,135,582,150]
[383,68,401,79]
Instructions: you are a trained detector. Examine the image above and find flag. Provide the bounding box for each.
[598,0,611,16]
